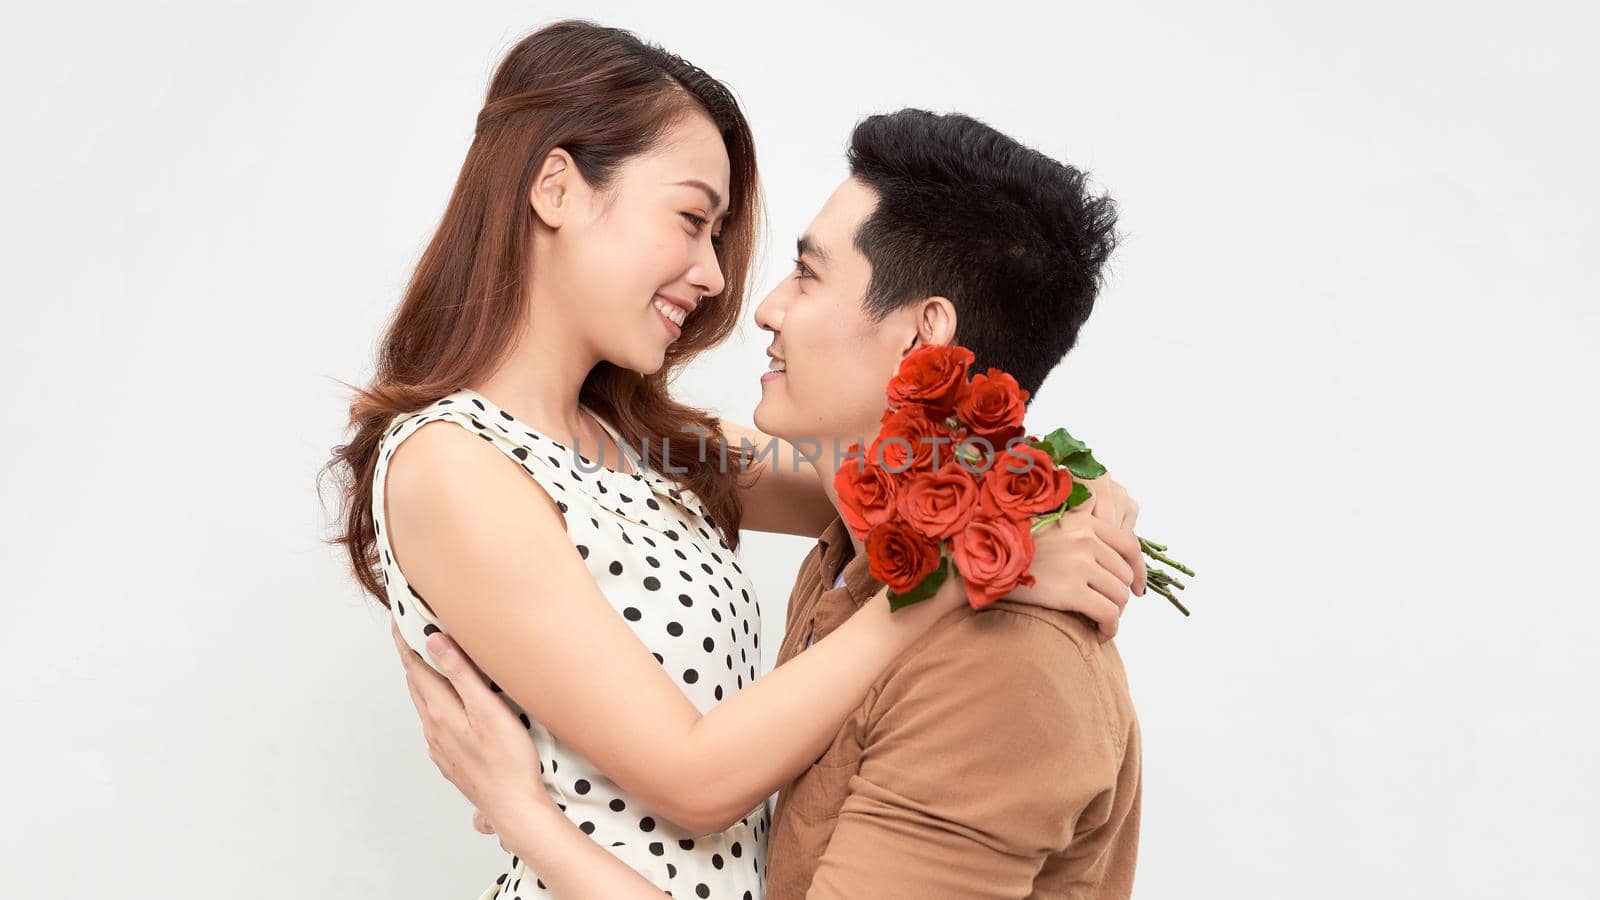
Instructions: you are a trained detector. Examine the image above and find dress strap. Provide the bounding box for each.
[580,404,641,477]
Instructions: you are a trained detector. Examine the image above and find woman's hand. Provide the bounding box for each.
[392,624,681,898]
[391,622,554,847]
[1078,471,1142,533]
[1002,474,1148,642]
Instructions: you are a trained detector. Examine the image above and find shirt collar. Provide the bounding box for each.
[812,515,884,634]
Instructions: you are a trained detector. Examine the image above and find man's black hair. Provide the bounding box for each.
[848,108,1120,399]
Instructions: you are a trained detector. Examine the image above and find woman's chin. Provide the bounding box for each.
[604,349,664,378]
[624,339,669,376]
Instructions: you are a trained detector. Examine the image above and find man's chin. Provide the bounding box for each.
[751,400,795,446]
[751,400,778,438]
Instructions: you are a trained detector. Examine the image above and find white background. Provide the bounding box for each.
[2,1,1595,896]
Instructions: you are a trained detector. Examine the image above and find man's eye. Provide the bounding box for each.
[791,256,813,280]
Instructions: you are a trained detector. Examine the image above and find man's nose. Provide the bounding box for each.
[753,282,788,332]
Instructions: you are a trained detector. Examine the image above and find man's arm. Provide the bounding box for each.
[806,607,1125,899]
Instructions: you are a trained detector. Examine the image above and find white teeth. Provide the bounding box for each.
[768,360,786,372]
[653,299,686,326]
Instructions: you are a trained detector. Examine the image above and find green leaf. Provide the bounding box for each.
[1029,427,1088,465]
[1064,480,1093,508]
[888,557,952,611]
[1063,449,1107,480]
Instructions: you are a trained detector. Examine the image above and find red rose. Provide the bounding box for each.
[834,443,901,540]
[951,511,1037,609]
[887,344,974,419]
[956,368,1030,449]
[865,520,944,595]
[980,443,1073,521]
[869,406,951,475]
[897,460,981,541]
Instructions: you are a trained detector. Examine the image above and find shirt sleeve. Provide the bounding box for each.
[805,608,1122,899]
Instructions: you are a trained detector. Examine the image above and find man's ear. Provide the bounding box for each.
[902,295,959,353]
[528,148,578,229]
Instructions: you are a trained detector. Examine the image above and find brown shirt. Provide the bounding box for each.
[765,516,1142,899]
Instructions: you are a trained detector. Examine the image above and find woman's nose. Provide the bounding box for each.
[691,241,725,299]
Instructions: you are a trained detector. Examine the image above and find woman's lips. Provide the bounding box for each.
[653,301,683,339]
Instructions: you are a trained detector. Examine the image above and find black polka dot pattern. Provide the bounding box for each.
[371,388,769,897]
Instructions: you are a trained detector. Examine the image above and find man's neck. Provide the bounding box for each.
[804,424,881,559]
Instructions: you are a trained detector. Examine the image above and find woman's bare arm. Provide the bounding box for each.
[385,420,970,835]
[716,418,838,537]
[501,806,670,898]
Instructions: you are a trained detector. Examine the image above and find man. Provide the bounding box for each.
[399,108,1143,898]
[747,109,1140,899]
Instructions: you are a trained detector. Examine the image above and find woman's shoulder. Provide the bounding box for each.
[381,421,571,577]
[380,388,500,440]
[379,394,560,514]
[386,413,491,472]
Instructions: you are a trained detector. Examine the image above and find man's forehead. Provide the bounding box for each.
[803,177,877,260]
[820,176,876,222]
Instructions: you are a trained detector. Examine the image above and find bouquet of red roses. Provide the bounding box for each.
[835,344,1194,614]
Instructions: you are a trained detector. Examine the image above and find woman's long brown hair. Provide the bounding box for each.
[322,20,763,605]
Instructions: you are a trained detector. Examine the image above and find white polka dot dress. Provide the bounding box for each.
[373,388,769,899]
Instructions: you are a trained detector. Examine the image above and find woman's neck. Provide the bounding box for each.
[472,300,603,451]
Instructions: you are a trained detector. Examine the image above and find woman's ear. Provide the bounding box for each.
[528,148,577,229]
[902,295,959,353]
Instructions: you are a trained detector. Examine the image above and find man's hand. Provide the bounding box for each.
[390,622,552,845]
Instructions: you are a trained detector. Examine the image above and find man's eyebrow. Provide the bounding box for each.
[674,179,727,218]
[796,234,831,266]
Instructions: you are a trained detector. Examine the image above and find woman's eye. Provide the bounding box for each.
[682,213,722,250]
[791,256,813,280]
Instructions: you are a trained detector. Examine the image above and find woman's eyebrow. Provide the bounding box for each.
[673,179,727,217]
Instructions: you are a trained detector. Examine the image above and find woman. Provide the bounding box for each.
[325,20,1143,898]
